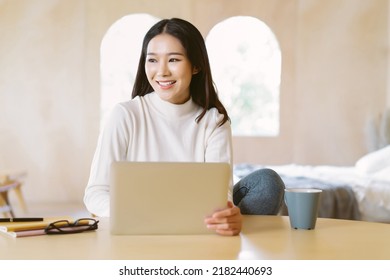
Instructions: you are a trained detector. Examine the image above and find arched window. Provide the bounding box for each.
[206,16,281,136]
[100,14,160,128]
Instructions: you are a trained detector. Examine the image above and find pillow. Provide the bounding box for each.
[355,145,390,174]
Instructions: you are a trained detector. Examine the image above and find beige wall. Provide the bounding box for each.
[0,0,389,204]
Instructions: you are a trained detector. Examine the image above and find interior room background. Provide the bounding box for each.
[1,0,389,207]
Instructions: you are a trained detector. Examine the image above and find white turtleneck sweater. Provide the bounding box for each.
[84,92,233,217]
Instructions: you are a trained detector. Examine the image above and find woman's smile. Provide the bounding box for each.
[157,80,176,89]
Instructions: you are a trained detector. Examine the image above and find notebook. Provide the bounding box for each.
[109,161,230,235]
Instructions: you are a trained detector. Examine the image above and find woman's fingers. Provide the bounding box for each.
[204,201,242,236]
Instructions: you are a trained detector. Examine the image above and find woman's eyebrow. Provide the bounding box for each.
[146,52,185,56]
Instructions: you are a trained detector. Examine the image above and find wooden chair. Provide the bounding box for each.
[0,172,27,218]
[0,181,19,217]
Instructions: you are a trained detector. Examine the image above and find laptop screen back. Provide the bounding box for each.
[110,161,230,235]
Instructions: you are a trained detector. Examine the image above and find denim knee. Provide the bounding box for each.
[233,168,285,215]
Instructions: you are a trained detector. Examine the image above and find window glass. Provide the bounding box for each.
[206,16,281,136]
[100,14,160,127]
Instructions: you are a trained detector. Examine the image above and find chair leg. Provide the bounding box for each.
[0,192,14,218]
[13,183,27,213]
[0,196,10,218]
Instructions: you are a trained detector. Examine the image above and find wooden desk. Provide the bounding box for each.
[1,215,389,260]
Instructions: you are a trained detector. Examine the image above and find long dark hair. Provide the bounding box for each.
[132,18,229,126]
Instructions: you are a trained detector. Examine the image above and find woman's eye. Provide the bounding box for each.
[169,58,180,62]
[147,58,157,63]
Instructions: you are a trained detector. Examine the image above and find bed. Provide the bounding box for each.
[233,145,390,223]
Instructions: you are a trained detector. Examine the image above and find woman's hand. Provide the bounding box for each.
[204,201,242,236]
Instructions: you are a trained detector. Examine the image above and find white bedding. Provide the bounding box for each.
[265,164,390,223]
[234,146,390,222]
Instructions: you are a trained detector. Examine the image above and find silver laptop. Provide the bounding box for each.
[110,161,230,235]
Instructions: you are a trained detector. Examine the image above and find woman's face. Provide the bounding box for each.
[145,33,197,104]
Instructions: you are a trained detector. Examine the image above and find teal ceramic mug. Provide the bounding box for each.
[284,188,322,230]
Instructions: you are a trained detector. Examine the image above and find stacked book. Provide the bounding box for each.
[0,217,73,238]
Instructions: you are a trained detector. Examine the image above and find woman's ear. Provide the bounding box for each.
[192,66,200,75]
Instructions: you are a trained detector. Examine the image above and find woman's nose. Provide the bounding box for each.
[157,62,170,77]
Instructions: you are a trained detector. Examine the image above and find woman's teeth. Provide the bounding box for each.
[158,81,175,86]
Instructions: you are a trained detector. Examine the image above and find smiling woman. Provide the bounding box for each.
[131,18,229,126]
[85,17,285,236]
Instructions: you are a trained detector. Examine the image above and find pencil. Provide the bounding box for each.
[0,218,44,222]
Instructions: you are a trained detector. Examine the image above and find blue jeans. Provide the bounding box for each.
[233,168,285,215]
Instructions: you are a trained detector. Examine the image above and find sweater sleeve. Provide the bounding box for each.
[84,104,130,217]
[204,111,234,200]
